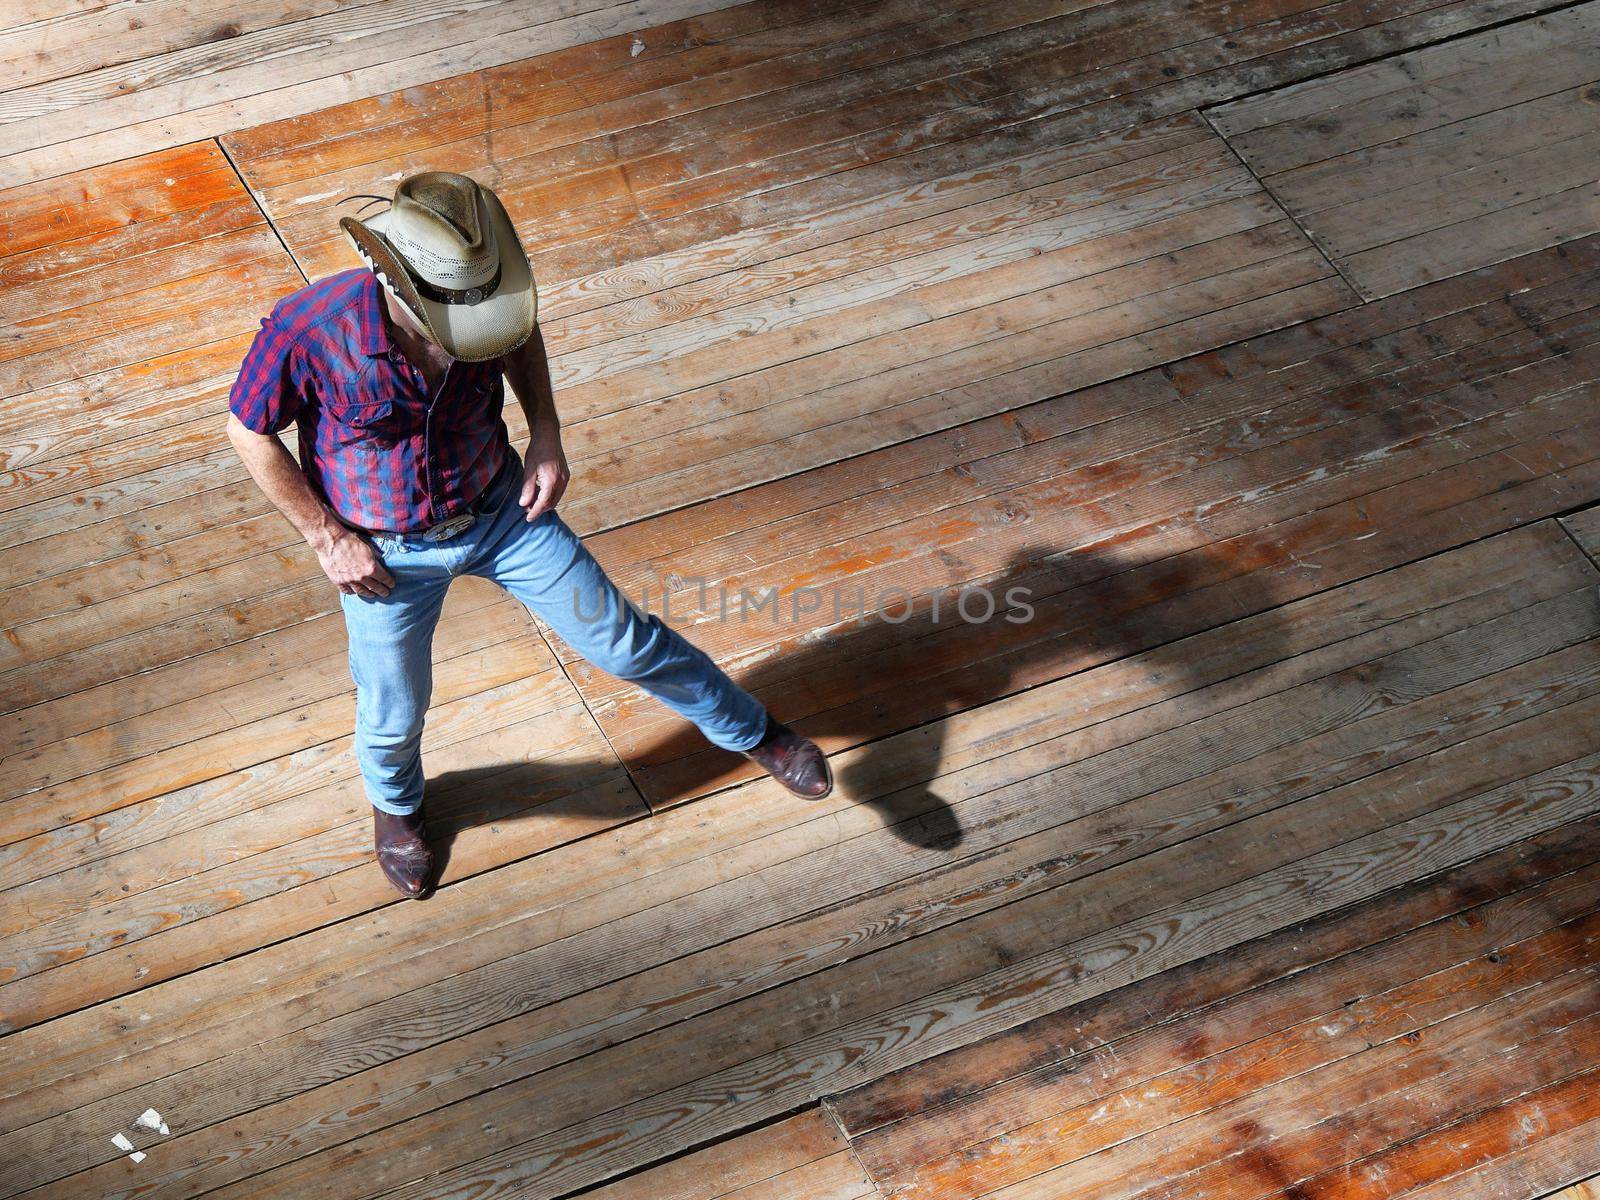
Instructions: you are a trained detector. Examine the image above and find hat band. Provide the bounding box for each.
[406,259,503,307]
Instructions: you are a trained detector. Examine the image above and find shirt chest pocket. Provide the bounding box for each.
[320,375,416,443]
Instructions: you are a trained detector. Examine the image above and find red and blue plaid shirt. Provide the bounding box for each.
[229,269,511,533]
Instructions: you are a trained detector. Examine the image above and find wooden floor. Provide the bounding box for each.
[1210,5,1600,297]
[3,0,1600,1197]
[0,0,745,189]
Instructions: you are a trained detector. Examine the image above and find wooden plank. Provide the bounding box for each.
[581,238,1599,572]
[830,821,1600,1140]
[0,592,526,829]
[1279,1065,1600,1200]
[25,819,1598,1199]
[0,0,629,135]
[6,9,1599,1198]
[23,515,1579,1019]
[1210,5,1600,298]
[1342,182,1600,299]
[0,120,1209,527]
[9,524,1587,1200]
[245,0,1205,250]
[844,909,1600,1199]
[1544,1173,1600,1200]
[1308,134,1600,258]
[229,0,1065,192]
[639,384,1600,809]
[1398,1120,1600,1200]
[0,0,391,91]
[0,333,253,485]
[0,251,301,397]
[0,140,236,255]
[0,722,644,1043]
[238,0,1573,282]
[290,727,1600,1199]
[0,127,1356,713]
[581,1109,877,1200]
[1561,502,1600,568]
[0,600,523,875]
[549,242,1600,804]
[1211,6,1600,170]
[0,696,635,994]
[0,0,804,188]
[0,141,304,421]
[972,992,1600,1200]
[0,117,1337,579]
[3,1,126,26]
[1,607,554,850]
[1256,84,1599,219]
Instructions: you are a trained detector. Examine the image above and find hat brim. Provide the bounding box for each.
[340,190,536,362]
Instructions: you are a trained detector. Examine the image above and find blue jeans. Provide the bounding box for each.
[339,455,768,815]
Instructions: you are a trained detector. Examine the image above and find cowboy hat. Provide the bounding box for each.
[340,172,536,362]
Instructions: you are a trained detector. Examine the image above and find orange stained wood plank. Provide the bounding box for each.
[840,897,1600,1199]
[826,816,1600,1141]
[1398,1122,1600,1200]
[0,140,238,257]
[1276,1065,1600,1200]
[0,139,304,403]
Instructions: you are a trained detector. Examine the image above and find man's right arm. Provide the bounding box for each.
[226,413,395,599]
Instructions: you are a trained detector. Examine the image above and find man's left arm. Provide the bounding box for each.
[503,323,570,521]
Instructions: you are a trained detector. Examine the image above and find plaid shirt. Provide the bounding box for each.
[229,269,510,533]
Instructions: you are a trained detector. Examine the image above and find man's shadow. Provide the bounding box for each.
[423,538,1287,879]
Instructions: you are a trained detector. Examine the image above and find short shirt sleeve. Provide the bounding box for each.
[229,313,305,435]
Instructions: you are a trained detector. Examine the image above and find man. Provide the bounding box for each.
[227,172,830,899]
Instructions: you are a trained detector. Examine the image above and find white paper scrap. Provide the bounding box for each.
[129,1151,146,1164]
[134,1108,162,1131]
[111,1133,134,1152]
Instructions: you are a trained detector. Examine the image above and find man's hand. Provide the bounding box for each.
[317,528,396,598]
[227,414,398,600]
[505,326,567,522]
[519,430,570,521]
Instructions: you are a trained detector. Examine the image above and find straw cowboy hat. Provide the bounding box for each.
[340,172,536,362]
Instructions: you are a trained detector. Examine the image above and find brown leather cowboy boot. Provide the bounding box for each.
[744,716,833,799]
[373,807,434,898]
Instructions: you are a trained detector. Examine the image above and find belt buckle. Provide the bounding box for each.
[423,512,476,542]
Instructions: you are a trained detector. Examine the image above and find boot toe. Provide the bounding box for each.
[373,809,435,898]
[744,721,834,800]
[378,849,434,897]
[794,751,834,799]
[389,864,431,896]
